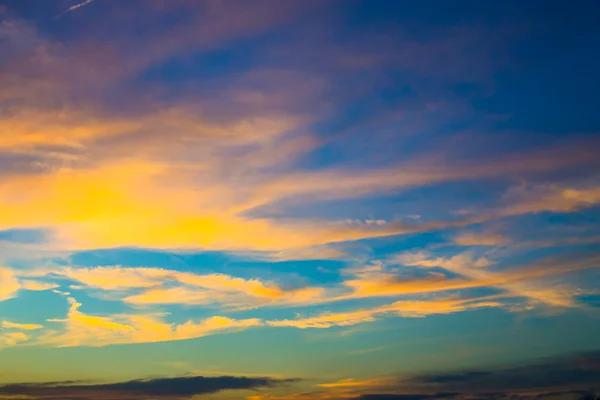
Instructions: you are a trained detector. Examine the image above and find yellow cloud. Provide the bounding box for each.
[173,272,285,299]
[2,101,597,256]
[36,266,325,309]
[38,296,264,347]
[124,283,328,309]
[1,321,44,330]
[267,308,378,329]
[397,251,594,308]
[318,376,395,389]
[0,287,503,348]
[0,267,21,301]
[26,248,596,313]
[0,331,30,347]
[18,279,59,291]
[2,8,599,262]
[267,296,502,329]
[245,375,401,400]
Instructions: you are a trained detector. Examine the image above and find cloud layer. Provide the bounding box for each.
[0,375,296,399]
[0,1,599,399]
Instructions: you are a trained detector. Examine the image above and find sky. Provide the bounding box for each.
[0,0,600,399]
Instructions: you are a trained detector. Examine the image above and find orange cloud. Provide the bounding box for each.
[341,269,481,299]
[453,232,511,247]
[502,185,600,216]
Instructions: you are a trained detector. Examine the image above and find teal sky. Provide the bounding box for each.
[0,1,599,399]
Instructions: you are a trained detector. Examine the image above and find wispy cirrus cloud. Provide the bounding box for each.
[266,295,504,329]
[53,0,96,20]
[395,251,600,309]
[2,7,599,258]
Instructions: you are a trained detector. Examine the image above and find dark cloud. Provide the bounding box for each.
[353,351,600,400]
[0,375,298,400]
[407,351,600,392]
[356,390,599,400]
[357,393,458,400]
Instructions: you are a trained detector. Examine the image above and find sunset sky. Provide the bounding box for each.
[1,1,600,399]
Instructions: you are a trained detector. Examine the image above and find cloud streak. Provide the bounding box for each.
[53,0,96,20]
[35,295,263,347]
[0,374,296,399]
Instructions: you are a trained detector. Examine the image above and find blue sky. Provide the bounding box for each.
[0,1,599,399]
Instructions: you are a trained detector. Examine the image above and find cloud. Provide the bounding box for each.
[0,1,599,374]
[354,394,595,400]
[1,11,599,256]
[0,285,503,348]
[0,331,30,347]
[1,13,598,256]
[403,351,600,393]
[303,351,600,400]
[325,248,599,308]
[0,375,296,400]
[501,185,600,217]
[267,295,503,329]
[0,245,592,350]
[2,171,597,258]
[453,232,511,247]
[19,279,59,291]
[1,320,43,330]
[356,394,458,400]
[54,0,95,20]
[37,296,263,347]
[5,282,503,347]
[0,267,20,301]
[2,1,311,108]
[31,266,326,309]
[339,265,484,300]
[395,251,600,309]
[19,246,600,317]
[0,267,59,302]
